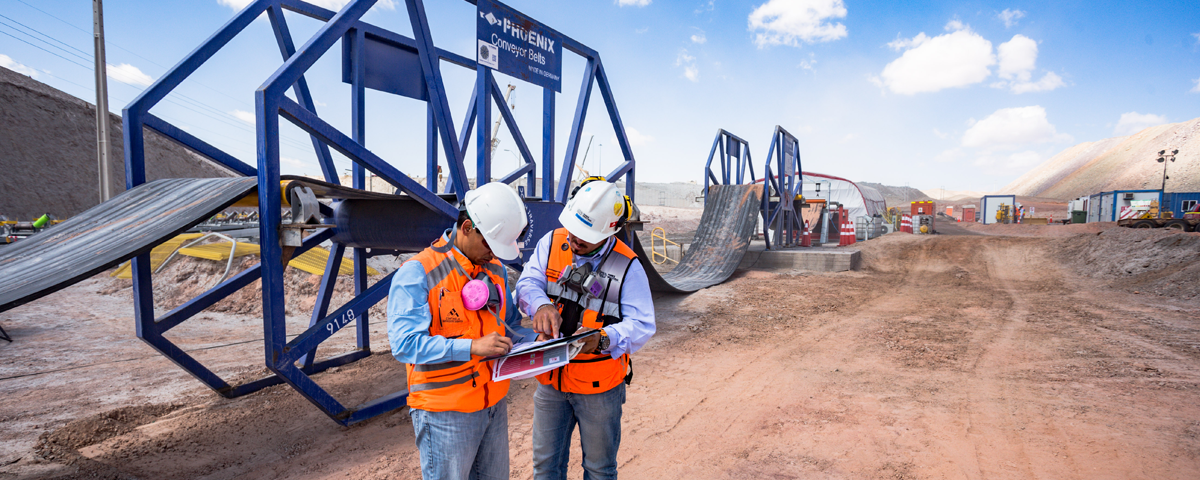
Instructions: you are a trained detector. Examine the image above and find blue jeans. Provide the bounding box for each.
[410,399,510,480]
[532,383,626,480]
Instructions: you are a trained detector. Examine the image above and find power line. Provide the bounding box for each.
[0,12,91,61]
[0,28,92,71]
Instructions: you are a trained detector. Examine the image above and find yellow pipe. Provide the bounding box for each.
[229,180,296,208]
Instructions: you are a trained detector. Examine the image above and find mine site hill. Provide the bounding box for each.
[0,66,235,220]
[1001,117,1200,200]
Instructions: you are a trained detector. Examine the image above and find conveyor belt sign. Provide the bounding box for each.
[477,0,562,92]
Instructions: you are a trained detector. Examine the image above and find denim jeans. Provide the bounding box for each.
[531,382,626,480]
[410,399,510,480]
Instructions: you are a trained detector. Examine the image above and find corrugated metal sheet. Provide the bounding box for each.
[633,184,763,293]
[0,177,259,312]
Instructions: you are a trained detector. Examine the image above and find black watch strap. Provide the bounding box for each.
[598,331,610,352]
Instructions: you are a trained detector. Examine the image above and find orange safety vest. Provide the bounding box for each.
[536,228,636,394]
[404,235,511,413]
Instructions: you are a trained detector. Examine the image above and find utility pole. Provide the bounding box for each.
[1157,148,1178,192]
[93,0,112,202]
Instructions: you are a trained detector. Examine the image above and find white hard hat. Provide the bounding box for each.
[462,182,528,261]
[559,179,628,244]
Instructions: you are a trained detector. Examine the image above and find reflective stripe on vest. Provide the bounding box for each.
[403,235,510,413]
[537,228,637,394]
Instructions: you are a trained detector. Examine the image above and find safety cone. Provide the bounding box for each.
[845,217,856,245]
[801,221,812,247]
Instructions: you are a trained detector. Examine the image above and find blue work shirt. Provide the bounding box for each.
[387,232,537,365]
[515,231,656,358]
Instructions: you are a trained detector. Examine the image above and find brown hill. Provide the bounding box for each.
[1001,118,1200,200]
[0,66,236,220]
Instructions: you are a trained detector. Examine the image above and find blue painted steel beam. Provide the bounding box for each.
[476,67,493,185]
[277,97,458,219]
[267,5,340,184]
[451,86,478,194]
[594,58,636,199]
[488,75,536,184]
[282,271,394,361]
[405,0,470,202]
[556,59,596,202]
[541,88,555,201]
[143,114,256,177]
[298,243,345,369]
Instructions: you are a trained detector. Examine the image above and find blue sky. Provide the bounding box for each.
[1,0,1198,193]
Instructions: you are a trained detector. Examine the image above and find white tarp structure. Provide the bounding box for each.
[800,172,887,220]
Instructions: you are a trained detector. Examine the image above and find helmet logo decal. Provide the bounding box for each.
[575,212,594,227]
[613,202,624,216]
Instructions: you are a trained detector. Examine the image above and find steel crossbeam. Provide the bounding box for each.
[121,0,641,424]
[703,129,755,197]
[760,126,804,249]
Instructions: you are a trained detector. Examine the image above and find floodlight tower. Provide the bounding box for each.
[1158,148,1178,192]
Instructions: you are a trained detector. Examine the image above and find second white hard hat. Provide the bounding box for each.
[558,179,627,244]
[462,182,528,261]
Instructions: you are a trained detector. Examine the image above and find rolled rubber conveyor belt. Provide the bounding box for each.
[0,176,413,313]
[631,184,763,293]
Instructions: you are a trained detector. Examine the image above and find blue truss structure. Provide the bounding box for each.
[702,129,755,199]
[121,0,639,425]
[760,126,804,249]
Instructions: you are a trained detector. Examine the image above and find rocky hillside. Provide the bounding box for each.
[1000,118,1200,200]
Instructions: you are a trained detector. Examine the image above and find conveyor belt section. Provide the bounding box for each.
[0,176,418,313]
[633,184,762,293]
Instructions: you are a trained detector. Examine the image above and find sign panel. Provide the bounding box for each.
[477,0,562,92]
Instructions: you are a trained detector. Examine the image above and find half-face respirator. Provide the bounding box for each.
[558,263,607,299]
[461,276,504,312]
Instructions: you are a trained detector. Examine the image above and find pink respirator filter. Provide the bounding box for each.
[462,279,502,311]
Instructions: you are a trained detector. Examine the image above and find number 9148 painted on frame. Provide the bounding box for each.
[326,309,357,336]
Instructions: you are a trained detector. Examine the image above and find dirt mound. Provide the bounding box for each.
[1055,228,1200,300]
[960,221,1110,237]
[98,253,391,318]
[1001,117,1200,200]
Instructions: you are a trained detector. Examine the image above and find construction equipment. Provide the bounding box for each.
[1118,199,1200,231]
[996,203,1012,224]
[1,214,61,245]
[914,215,935,234]
[0,0,644,425]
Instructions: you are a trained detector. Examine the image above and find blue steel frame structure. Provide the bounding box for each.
[703,129,755,199]
[121,0,639,425]
[760,126,804,249]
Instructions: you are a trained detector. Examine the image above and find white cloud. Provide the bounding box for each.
[973,150,1043,174]
[998,9,1025,28]
[839,133,856,143]
[675,50,699,82]
[1008,72,1064,93]
[879,24,994,95]
[997,35,1036,81]
[748,0,848,48]
[691,32,707,44]
[695,0,715,14]
[0,54,38,78]
[107,63,155,87]
[1192,32,1199,46]
[635,27,649,34]
[962,106,1072,150]
[1191,77,1200,93]
[1113,112,1168,136]
[231,110,255,124]
[217,0,252,10]
[944,19,966,32]
[932,128,949,139]
[623,127,654,147]
[617,0,651,6]
[934,148,963,163]
[219,0,395,12]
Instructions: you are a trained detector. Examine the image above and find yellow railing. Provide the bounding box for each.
[650,227,680,265]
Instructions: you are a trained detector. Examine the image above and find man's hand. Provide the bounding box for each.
[578,329,601,354]
[470,332,513,357]
[532,303,562,338]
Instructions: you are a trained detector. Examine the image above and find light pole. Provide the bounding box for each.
[1158,148,1178,192]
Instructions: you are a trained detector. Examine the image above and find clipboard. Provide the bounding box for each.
[482,329,600,361]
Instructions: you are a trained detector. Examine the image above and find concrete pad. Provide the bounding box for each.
[737,242,861,272]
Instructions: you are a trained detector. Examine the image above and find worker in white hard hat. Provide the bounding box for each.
[387,182,544,480]
[515,176,657,480]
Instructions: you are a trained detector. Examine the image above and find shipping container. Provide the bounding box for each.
[1164,192,1200,216]
[911,201,935,216]
[981,195,1016,225]
[1087,193,1103,223]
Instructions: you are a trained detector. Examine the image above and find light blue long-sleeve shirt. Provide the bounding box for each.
[387,232,537,365]
[515,231,656,358]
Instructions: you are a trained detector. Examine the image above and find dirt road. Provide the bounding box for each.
[2,228,1199,479]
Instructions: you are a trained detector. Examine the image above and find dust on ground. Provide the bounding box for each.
[2,224,1200,479]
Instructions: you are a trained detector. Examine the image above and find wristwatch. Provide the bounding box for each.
[597,329,610,352]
